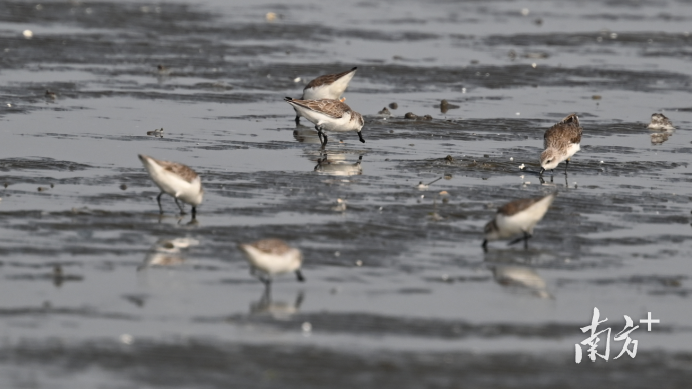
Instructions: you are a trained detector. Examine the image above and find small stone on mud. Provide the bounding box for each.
[389,102,398,109]
[404,112,417,119]
[120,184,127,190]
[438,99,460,113]
[378,107,391,115]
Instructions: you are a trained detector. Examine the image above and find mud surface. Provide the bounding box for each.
[1,0,692,387]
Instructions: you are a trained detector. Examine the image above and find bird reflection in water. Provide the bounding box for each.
[314,154,363,176]
[293,127,323,144]
[250,287,305,320]
[650,130,673,145]
[490,264,552,299]
[137,237,199,271]
[538,172,571,188]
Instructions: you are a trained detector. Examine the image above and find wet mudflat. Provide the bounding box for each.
[1,0,692,387]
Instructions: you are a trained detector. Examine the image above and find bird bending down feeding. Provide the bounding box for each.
[284,97,365,147]
[647,113,675,130]
[482,193,557,251]
[295,67,358,124]
[238,239,305,286]
[540,113,582,175]
[138,154,204,218]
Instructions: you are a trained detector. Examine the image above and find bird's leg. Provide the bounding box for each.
[315,125,325,146]
[261,283,272,303]
[508,232,532,247]
[523,231,532,250]
[482,239,488,252]
[358,131,365,143]
[294,115,300,125]
[174,198,186,215]
[295,269,305,282]
[261,276,272,289]
[564,158,570,174]
[191,206,197,220]
[156,192,164,214]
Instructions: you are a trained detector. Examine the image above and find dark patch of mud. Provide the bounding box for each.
[2,340,692,389]
[0,158,91,171]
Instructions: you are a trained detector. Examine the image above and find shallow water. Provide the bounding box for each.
[1,0,692,387]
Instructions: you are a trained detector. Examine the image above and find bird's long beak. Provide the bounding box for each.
[539,168,545,175]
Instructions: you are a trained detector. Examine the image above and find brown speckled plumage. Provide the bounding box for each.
[286,98,351,118]
[286,98,363,126]
[544,113,582,149]
[304,67,357,90]
[245,239,294,255]
[497,196,546,216]
[152,158,199,183]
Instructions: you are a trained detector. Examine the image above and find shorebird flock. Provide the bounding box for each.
[136,66,676,286]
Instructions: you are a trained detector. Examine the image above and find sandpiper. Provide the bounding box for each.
[285,97,365,146]
[540,113,582,175]
[647,113,675,131]
[238,239,305,286]
[156,64,171,76]
[138,155,204,218]
[482,192,557,251]
[295,67,358,124]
